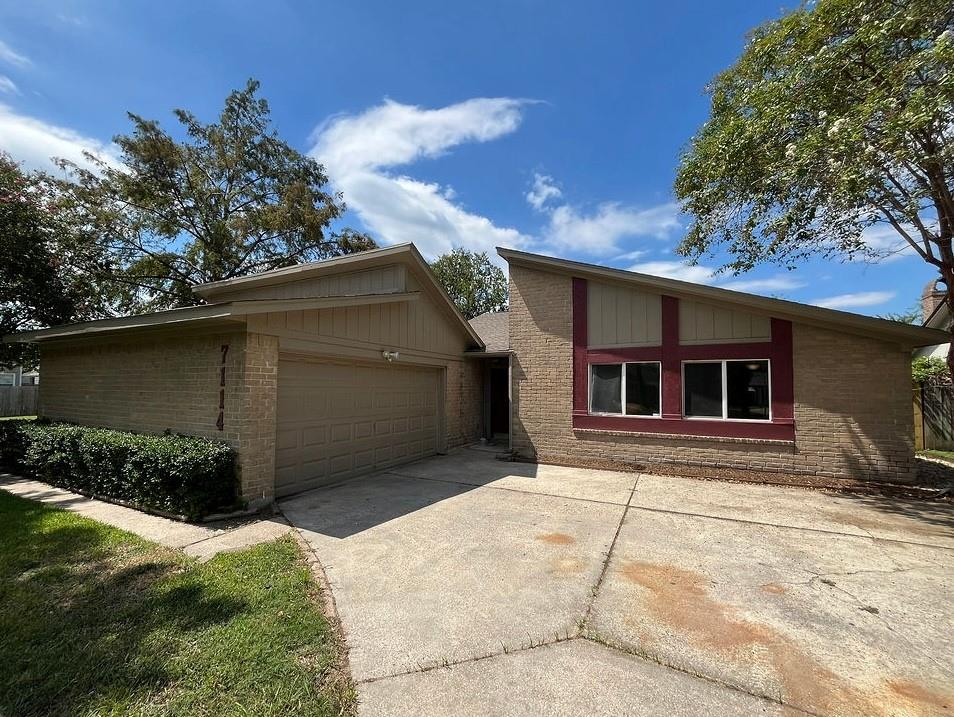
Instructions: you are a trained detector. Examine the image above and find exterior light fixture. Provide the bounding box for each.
[382,350,400,363]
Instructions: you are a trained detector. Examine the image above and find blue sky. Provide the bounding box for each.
[0,0,929,317]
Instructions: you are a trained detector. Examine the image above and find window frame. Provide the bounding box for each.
[588,361,662,418]
[681,359,772,422]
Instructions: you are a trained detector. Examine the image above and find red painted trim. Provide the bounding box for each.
[769,318,794,422]
[587,347,662,363]
[572,277,588,415]
[660,296,682,419]
[573,413,795,441]
[678,342,774,360]
[569,278,796,441]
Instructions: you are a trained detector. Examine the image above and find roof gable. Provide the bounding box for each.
[498,247,946,347]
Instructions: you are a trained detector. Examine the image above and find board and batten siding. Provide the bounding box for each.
[209,264,407,303]
[678,299,771,345]
[587,281,662,348]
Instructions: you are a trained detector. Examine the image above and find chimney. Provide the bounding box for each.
[921,278,947,323]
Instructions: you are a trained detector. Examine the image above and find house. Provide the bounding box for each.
[0,365,39,386]
[917,278,949,359]
[5,243,945,506]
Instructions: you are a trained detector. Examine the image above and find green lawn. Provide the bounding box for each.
[0,490,354,717]
[919,449,954,465]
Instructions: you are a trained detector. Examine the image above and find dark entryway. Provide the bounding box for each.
[489,365,509,437]
[481,356,510,444]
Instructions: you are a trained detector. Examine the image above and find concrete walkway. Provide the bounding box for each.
[0,474,290,560]
[281,449,954,717]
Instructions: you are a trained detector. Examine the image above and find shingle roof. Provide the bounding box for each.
[469,310,509,352]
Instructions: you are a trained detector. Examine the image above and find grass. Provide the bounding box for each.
[918,449,954,465]
[0,490,354,717]
[0,415,35,420]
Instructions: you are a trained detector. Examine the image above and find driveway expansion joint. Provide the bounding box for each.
[576,475,640,635]
[581,631,821,717]
[355,633,581,685]
[627,503,954,551]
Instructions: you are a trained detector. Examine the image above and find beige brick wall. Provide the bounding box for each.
[444,358,483,451]
[39,329,280,505]
[235,333,279,506]
[509,264,916,484]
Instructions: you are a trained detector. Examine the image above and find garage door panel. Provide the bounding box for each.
[303,426,326,446]
[275,358,441,497]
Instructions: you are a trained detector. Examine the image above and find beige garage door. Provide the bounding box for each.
[275,358,441,497]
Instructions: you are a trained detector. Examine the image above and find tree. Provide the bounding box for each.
[56,79,376,314]
[0,154,100,368]
[878,304,922,324]
[430,248,508,319]
[912,355,949,383]
[674,0,954,368]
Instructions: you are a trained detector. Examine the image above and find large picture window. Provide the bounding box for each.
[683,360,770,421]
[589,362,661,416]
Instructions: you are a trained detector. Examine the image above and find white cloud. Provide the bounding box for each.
[312,97,526,175]
[811,290,896,310]
[526,173,561,210]
[311,97,681,260]
[0,40,30,68]
[310,97,532,259]
[542,201,681,256]
[720,276,806,293]
[628,260,717,284]
[0,75,17,95]
[858,223,920,262]
[613,248,649,262]
[0,104,121,172]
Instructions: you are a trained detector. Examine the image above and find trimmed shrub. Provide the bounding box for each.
[1,421,238,520]
[0,417,37,470]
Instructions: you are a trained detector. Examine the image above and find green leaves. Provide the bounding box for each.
[1,421,238,520]
[0,154,95,369]
[912,355,950,383]
[54,79,375,314]
[675,0,954,274]
[430,248,508,320]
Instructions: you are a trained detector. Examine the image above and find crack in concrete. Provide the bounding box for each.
[581,631,821,717]
[355,633,579,685]
[577,475,641,634]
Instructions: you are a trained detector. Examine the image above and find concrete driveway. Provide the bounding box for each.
[280,449,954,717]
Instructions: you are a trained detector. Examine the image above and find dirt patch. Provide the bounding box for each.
[536,532,576,546]
[620,560,951,716]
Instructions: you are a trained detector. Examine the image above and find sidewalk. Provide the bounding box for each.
[0,474,291,561]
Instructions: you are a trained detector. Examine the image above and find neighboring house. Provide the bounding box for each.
[917,278,949,359]
[5,243,944,506]
[0,365,39,386]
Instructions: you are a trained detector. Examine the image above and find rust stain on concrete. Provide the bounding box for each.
[886,680,952,714]
[761,583,787,595]
[536,532,576,545]
[620,560,951,716]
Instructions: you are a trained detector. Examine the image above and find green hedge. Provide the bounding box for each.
[0,419,238,520]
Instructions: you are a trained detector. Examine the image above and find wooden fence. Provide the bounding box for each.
[0,386,38,417]
[913,383,954,451]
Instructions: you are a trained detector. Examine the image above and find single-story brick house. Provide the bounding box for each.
[6,243,944,506]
